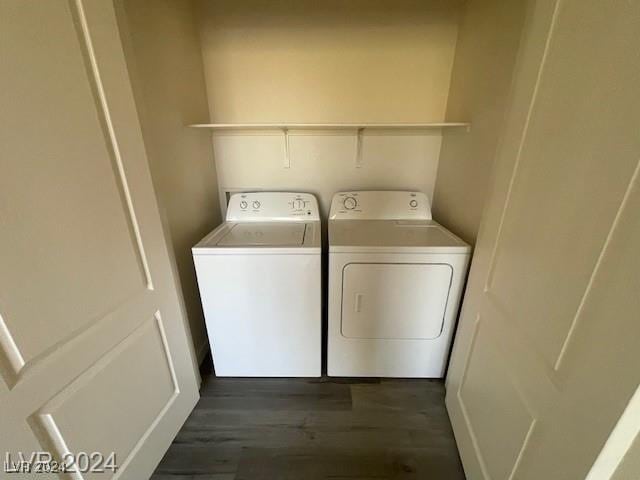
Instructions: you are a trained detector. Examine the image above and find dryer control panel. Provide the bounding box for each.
[329,191,431,220]
[227,192,320,222]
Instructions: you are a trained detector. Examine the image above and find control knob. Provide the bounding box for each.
[240,200,248,209]
[253,201,261,209]
[343,196,357,210]
[409,199,418,208]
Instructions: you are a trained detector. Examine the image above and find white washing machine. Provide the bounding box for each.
[328,191,470,378]
[193,192,321,377]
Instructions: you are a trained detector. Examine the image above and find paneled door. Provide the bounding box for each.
[0,1,199,478]
[446,0,640,479]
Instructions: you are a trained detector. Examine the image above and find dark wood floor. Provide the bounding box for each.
[152,375,466,480]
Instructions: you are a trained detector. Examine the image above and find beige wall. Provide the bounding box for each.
[196,0,463,123]
[432,0,527,244]
[196,0,464,214]
[212,131,444,218]
[118,0,221,362]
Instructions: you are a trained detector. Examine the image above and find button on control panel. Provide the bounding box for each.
[252,201,261,209]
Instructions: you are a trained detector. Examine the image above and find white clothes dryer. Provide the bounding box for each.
[328,191,470,378]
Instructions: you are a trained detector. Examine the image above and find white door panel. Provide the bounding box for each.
[341,263,452,339]
[446,0,640,479]
[0,1,199,478]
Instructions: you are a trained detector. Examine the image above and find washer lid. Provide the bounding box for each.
[216,223,306,246]
[329,220,470,253]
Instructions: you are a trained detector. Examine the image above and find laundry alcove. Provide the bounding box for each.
[116,0,527,477]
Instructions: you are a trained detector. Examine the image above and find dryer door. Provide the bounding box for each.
[341,263,453,339]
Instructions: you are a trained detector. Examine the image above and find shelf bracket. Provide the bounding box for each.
[354,127,364,168]
[283,128,291,169]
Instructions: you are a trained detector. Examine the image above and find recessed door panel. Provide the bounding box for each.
[341,263,452,339]
[29,316,176,480]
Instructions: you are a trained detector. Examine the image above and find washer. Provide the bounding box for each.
[193,192,321,377]
[328,191,471,378]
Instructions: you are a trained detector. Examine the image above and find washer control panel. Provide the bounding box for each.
[227,192,320,222]
[329,191,431,220]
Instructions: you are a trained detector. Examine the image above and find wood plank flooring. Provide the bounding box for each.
[152,376,466,479]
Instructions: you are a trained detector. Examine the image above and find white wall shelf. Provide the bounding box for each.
[190,123,470,169]
[188,122,470,130]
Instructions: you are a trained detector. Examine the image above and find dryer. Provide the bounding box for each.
[328,191,470,378]
[193,192,321,377]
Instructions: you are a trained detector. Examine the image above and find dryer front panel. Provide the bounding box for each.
[341,263,453,340]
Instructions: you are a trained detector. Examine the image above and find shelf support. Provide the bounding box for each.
[354,127,364,168]
[283,128,290,169]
